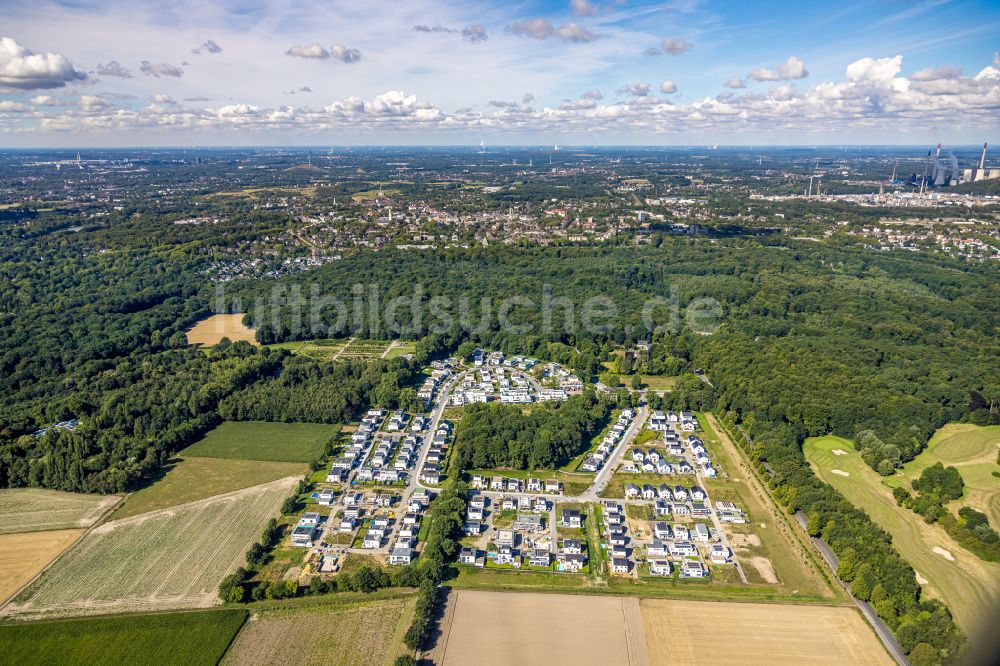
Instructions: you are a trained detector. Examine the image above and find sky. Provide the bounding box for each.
[0,0,998,146]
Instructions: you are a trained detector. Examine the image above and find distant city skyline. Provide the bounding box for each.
[1,0,998,146]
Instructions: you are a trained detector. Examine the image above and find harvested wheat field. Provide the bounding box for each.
[0,488,119,535]
[5,477,296,619]
[434,590,649,666]
[641,599,891,665]
[0,529,84,603]
[186,314,257,346]
[222,596,414,666]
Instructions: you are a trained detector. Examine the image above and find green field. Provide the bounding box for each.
[384,341,416,359]
[7,477,296,619]
[805,434,1000,634]
[0,609,247,666]
[112,456,306,520]
[0,489,118,535]
[888,423,1000,528]
[222,595,415,666]
[265,339,347,360]
[337,339,392,359]
[181,421,338,463]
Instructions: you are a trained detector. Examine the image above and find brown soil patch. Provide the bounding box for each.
[641,599,892,665]
[0,529,85,603]
[187,314,258,346]
[749,556,779,583]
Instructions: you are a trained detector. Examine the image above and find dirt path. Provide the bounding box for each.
[705,414,834,598]
[329,337,355,362]
[621,597,651,666]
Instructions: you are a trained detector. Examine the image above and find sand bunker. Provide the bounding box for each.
[831,449,848,456]
[831,469,850,477]
[932,547,955,561]
[915,572,928,585]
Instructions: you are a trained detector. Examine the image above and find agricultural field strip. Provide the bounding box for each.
[0,491,118,535]
[9,478,295,615]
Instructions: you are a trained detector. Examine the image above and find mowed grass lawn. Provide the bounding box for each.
[888,423,1000,528]
[181,421,338,463]
[804,435,1000,634]
[0,489,119,535]
[222,595,416,666]
[0,608,247,666]
[111,457,306,520]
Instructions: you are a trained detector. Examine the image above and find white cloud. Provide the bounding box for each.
[140,61,184,78]
[660,80,677,94]
[413,25,454,34]
[661,37,693,55]
[150,94,178,104]
[414,24,489,43]
[844,55,900,83]
[508,19,596,42]
[286,44,330,59]
[0,36,86,90]
[619,82,651,97]
[749,56,808,82]
[462,25,489,43]
[571,0,599,17]
[28,94,59,105]
[96,60,132,78]
[192,39,222,55]
[582,88,603,100]
[78,95,113,113]
[330,45,362,63]
[723,77,745,89]
[0,100,26,111]
[285,44,360,63]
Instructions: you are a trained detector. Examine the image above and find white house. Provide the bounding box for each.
[649,560,672,577]
[710,544,730,564]
[389,546,412,565]
[561,509,582,528]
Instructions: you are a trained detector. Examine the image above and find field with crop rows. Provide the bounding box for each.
[336,339,391,359]
[221,596,415,666]
[5,477,295,619]
[0,489,119,535]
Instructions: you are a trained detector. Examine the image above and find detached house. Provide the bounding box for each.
[649,560,672,577]
[561,509,582,528]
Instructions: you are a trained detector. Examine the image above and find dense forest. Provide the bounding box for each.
[453,391,612,470]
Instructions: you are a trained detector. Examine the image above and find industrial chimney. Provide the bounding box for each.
[981,143,988,170]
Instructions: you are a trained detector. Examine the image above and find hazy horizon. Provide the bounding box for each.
[1,0,998,147]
